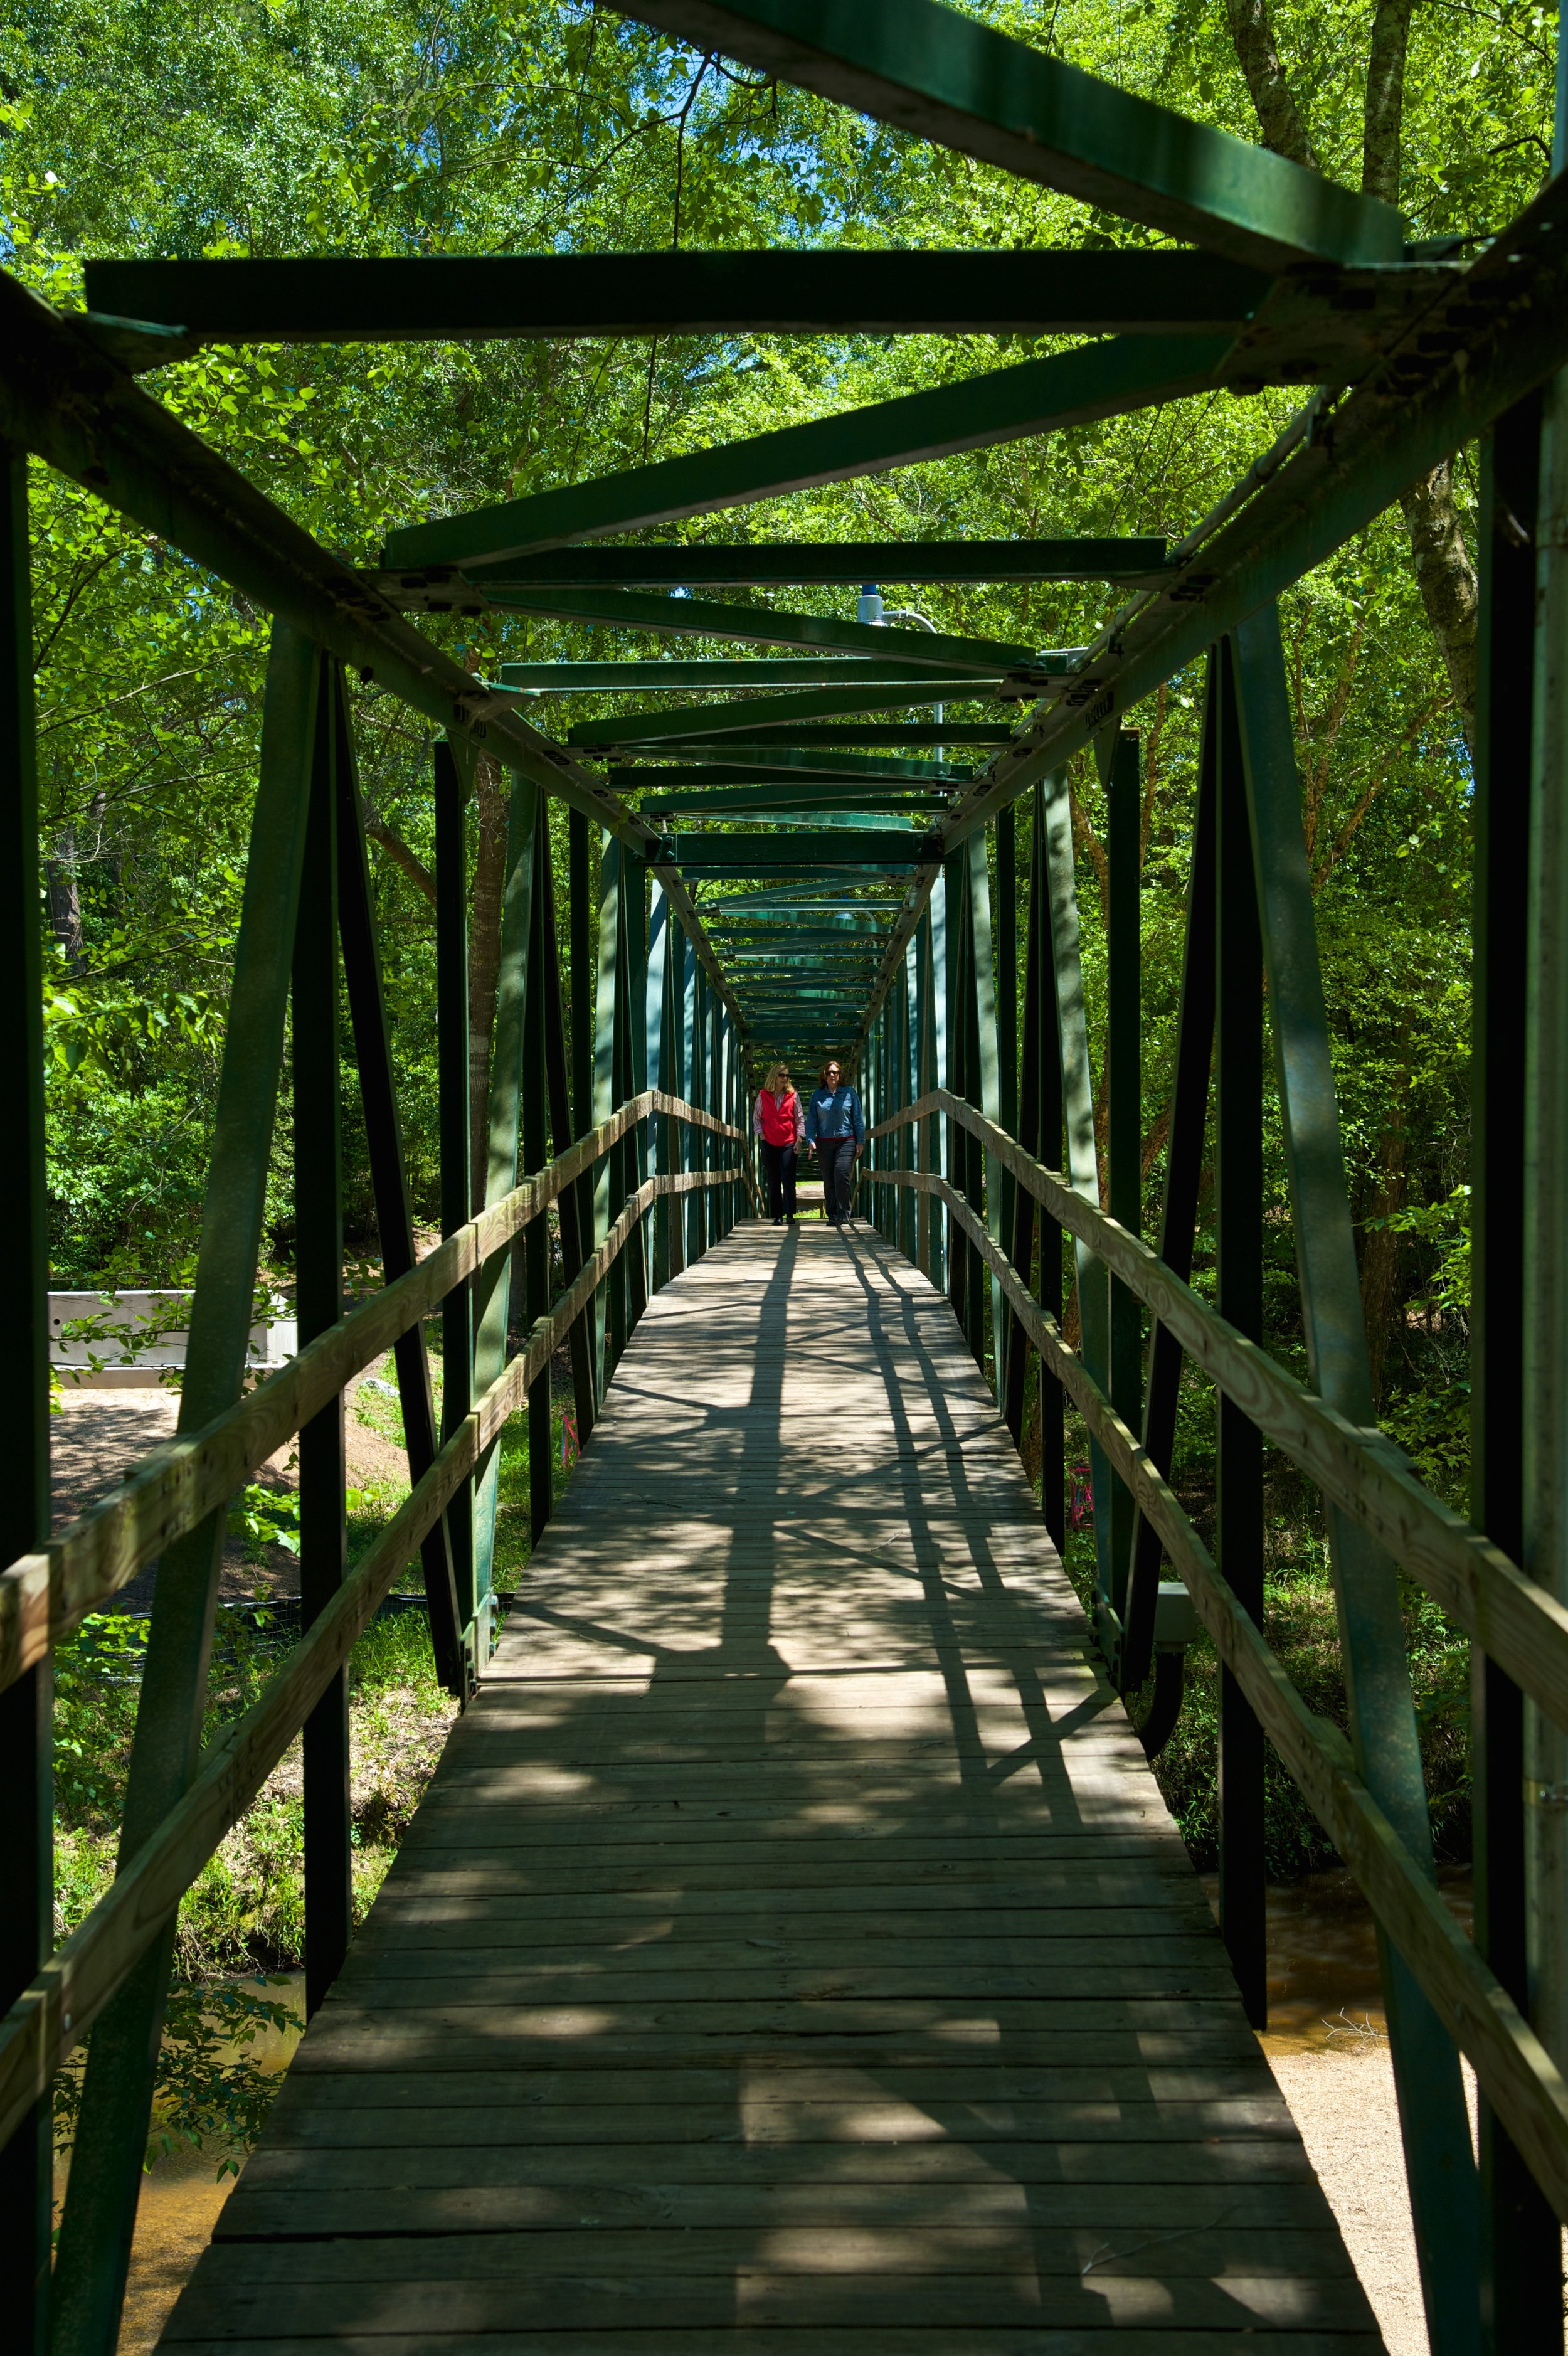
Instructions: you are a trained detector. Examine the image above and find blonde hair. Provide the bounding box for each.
[763,1063,792,1095]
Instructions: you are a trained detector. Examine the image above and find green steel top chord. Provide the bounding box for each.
[383,335,1233,570]
[80,250,1273,346]
[485,585,1035,674]
[402,536,1171,592]
[494,658,987,692]
[598,0,1403,270]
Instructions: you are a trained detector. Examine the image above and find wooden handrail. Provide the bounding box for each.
[0,1164,739,2146]
[869,1088,1568,1741]
[0,1093,743,1692]
[879,1164,1568,2226]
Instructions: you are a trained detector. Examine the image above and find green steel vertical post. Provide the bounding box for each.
[1105,730,1142,1635]
[52,623,321,2356]
[0,449,51,2356]
[683,940,702,1263]
[592,832,622,1381]
[295,663,350,2020]
[903,937,920,1263]
[943,853,968,1334]
[1002,805,1041,1451]
[1033,782,1067,1550]
[995,804,1019,1389]
[647,883,670,1285]
[1524,46,1568,2191]
[928,876,948,1287]
[467,774,539,1649]
[538,812,596,1449]
[1120,681,1218,1693]
[623,854,650,1326]
[523,819,552,1544]
[335,683,465,1691]
[1041,767,1110,1606]
[435,743,475,1628]
[965,837,1001,1375]
[1214,643,1266,2028]
[1233,605,1479,2353]
[1472,395,1561,2348]
[569,810,597,1408]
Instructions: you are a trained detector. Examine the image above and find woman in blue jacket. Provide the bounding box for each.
[804,1058,866,1228]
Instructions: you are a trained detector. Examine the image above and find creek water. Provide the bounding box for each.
[58,1973,305,2356]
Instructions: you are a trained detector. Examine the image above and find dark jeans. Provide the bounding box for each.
[761,1139,798,1220]
[817,1135,857,1223]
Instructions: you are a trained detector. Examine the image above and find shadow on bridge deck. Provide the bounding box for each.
[159,1221,1382,2353]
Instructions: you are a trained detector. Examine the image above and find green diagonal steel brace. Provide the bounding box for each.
[1232,603,1478,2353]
[599,0,1401,269]
[488,586,1036,674]
[384,336,1234,570]
[571,684,980,748]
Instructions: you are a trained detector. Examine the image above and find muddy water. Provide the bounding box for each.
[58,1974,304,2356]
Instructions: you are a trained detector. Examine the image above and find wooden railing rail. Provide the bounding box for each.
[0,1162,738,2150]
[0,1091,744,1695]
[872,1161,1568,2226]
[869,1087,1568,1741]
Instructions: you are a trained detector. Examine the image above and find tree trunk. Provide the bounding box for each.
[1360,0,1480,736]
[467,753,510,1213]
[1360,1061,1411,1407]
[46,825,83,972]
[1224,0,1480,738]
[1222,0,1316,165]
[1397,462,1478,728]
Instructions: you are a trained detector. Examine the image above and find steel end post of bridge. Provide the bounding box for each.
[0,448,51,2356]
[295,659,351,2021]
[1212,640,1267,2033]
[435,741,477,1638]
[50,618,322,2356]
[1472,389,1563,2348]
[1104,729,1143,1640]
[1232,604,1480,2353]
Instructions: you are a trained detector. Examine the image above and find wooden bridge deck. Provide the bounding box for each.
[161,1221,1380,2354]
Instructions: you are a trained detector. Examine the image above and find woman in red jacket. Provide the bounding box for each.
[752,1063,805,1224]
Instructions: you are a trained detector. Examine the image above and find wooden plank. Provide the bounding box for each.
[159,1226,1376,2352]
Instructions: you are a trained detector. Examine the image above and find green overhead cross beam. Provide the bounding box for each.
[81,250,1272,346]
[495,659,983,693]
[637,790,946,815]
[406,538,1171,592]
[599,0,1403,270]
[383,336,1232,570]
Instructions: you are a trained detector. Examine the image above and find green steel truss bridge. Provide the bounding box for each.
[3,1,1568,2348]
